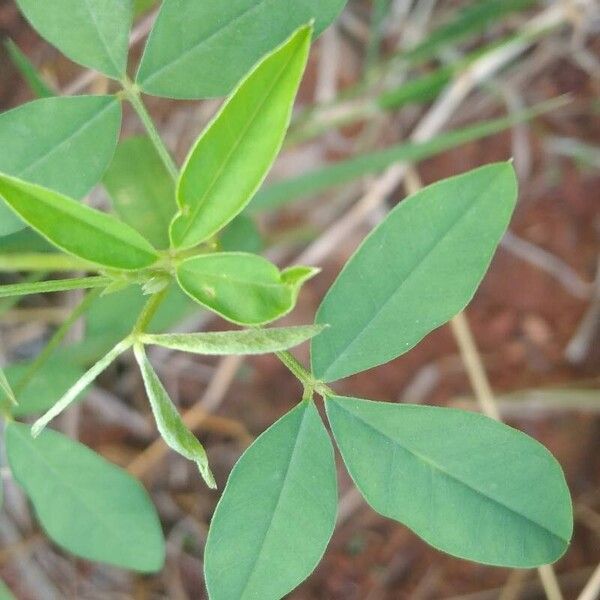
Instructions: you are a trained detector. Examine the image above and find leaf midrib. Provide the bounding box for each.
[17,98,117,187]
[4,179,156,260]
[82,0,122,76]
[320,170,505,380]
[334,402,568,543]
[239,406,311,598]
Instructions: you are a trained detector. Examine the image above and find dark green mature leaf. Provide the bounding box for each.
[311,163,517,382]
[0,174,158,270]
[137,0,345,98]
[15,0,133,78]
[141,325,325,355]
[6,422,164,571]
[134,345,215,488]
[4,359,85,417]
[177,253,317,326]
[0,96,121,236]
[221,215,263,254]
[170,26,311,250]
[326,396,572,566]
[205,401,337,599]
[103,136,176,249]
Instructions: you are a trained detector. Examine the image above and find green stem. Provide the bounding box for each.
[0,276,110,299]
[133,288,169,336]
[13,288,103,395]
[0,253,92,272]
[276,350,333,400]
[121,79,179,182]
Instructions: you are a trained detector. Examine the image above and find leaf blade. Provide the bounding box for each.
[176,253,317,326]
[0,95,122,237]
[326,396,572,567]
[103,136,176,249]
[170,25,312,249]
[0,174,158,270]
[136,0,345,98]
[140,325,325,355]
[311,163,518,382]
[6,422,164,572]
[134,345,215,488]
[15,0,133,78]
[204,401,338,599]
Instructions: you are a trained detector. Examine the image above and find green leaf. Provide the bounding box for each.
[220,215,263,254]
[176,253,317,326]
[32,338,132,437]
[103,136,176,249]
[0,95,121,236]
[15,0,133,78]
[134,345,215,488]
[170,26,311,250]
[4,358,86,417]
[0,174,158,270]
[4,38,55,98]
[136,1,345,99]
[326,396,572,567]
[6,422,164,571]
[205,401,337,599]
[0,367,17,407]
[249,99,564,213]
[311,163,517,382]
[141,324,325,355]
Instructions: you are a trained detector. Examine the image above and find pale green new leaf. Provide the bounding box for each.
[141,325,325,355]
[0,96,121,237]
[176,253,318,326]
[103,136,176,249]
[137,0,345,98]
[0,174,158,271]
[6,422,164,571]
[326,396,572,567]
[32,338,132,437]
[134,345,215,488]
[15,0,133,78]
[311,163,518,382]
[205,401,337,599]
[170,25,311,250]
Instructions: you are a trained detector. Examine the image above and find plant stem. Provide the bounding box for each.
[0,276,110,299]
[14,288,102,395]
[276,350,332,399]
[0,253,92,272]
[133,288,169,336]
[121,79,179,182]
[276,350,313,386]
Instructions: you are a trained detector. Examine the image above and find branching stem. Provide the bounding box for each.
[121,78,179,182]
